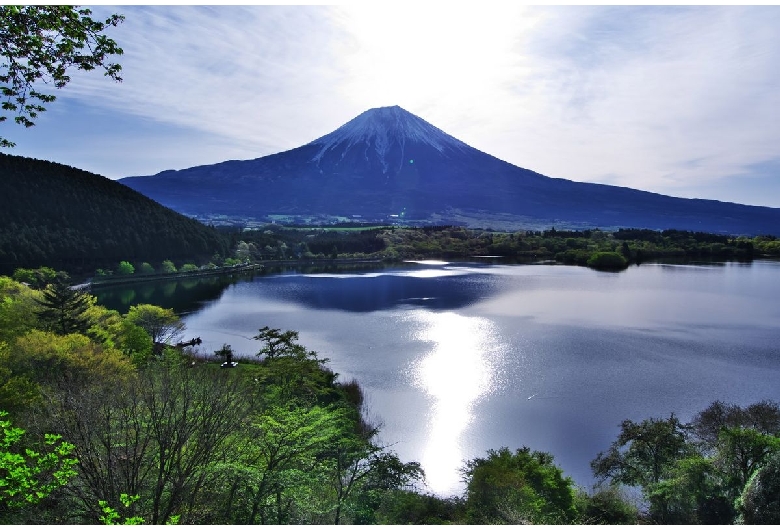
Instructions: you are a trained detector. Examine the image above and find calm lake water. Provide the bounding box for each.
[95,260,780,496]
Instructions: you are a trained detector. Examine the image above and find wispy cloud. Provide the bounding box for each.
[67,6,353,151]
[484,6,780,201]
[8,5,780,207]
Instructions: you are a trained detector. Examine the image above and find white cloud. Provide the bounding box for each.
[474,6,780,201]
[68,6,355,152]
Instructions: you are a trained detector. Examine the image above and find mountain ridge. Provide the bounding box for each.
[0,153,230,275]
[120,106,780,235]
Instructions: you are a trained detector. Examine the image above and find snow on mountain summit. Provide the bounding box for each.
[309,106,468,173]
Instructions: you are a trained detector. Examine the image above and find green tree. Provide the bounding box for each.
[116,261,134,275]
[133,357,248,524]
[138,262,154,275]
[738,451,780,524]
[0,410,77,516]
[35,278,92,335]
[367,489,461,524]
[691,399,780,451]
[42,354,249,524]
[254,326,315,361]
[0,351,39,418]
[591,414,694,522]
[125,304,184,345]
[214,343,235,365]
[160,260,176,274]
[714,427,780,498]
[575,485,639,524]
[0,276,40,343]
[5,330,134,396]
[78,304,152,363]
[587,251,628,271]
[11,267,58,289]
[462,446,578,524]
[648,454,733,524]
[206,403,347,524]
[327,442,424,525]
[0,6,124,148]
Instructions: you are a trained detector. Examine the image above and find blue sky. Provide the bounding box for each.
[6,4,780,207]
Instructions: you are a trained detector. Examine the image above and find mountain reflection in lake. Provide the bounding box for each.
[95,261,780,497]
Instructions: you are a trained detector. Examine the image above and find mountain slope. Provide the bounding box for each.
[0,153,230,275]
[121,106,780,235]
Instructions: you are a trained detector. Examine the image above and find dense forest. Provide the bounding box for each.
[1,271,779,524]
[0,154,231,276]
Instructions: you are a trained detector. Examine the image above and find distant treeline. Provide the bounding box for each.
[0,154,231,275]
[230,226,389,260]
[229,225,780,271]
[4,149,777,278]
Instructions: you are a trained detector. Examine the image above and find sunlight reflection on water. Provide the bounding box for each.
[407,311,508,495]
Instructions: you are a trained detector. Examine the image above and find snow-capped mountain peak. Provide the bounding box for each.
[308,106,468,173]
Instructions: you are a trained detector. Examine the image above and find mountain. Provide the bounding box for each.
[121,106,780,235]
[0,153,230,275]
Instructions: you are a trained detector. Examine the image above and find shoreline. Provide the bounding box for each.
[87,258,385,288]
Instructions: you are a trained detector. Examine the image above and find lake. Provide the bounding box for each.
[94,260,780,496]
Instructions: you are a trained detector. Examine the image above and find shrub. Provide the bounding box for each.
[575,486,639,524]
[160,260,177,274]
[587,251,628,271]
[117,261,135,275]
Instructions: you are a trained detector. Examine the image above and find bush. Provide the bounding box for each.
[575,486,639,524]
[160,260,177,274]
[117,261,135,275]
[587,251,628,271]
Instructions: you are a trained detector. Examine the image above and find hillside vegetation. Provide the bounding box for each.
[1,273,779,524]
[0,154,230,275]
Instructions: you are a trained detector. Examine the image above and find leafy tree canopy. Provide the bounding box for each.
[11,267,59,289]
[0,5,123,147]
[592,414,692,488]
[462,446,578,524]
[116,261,134,275]
[691,399,780,450]
[591,414,694,522]
[0,276,40,344]
[738,451,780,524]
[0,410,77,515]
[254,326,321,362]
[125,304,185,345]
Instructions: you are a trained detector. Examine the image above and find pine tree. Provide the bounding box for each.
[35,278,92,335]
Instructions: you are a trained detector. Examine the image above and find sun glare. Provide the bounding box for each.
[409,311,505,494]
[333,5,537,111]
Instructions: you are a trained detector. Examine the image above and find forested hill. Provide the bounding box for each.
[0,153,230,275]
